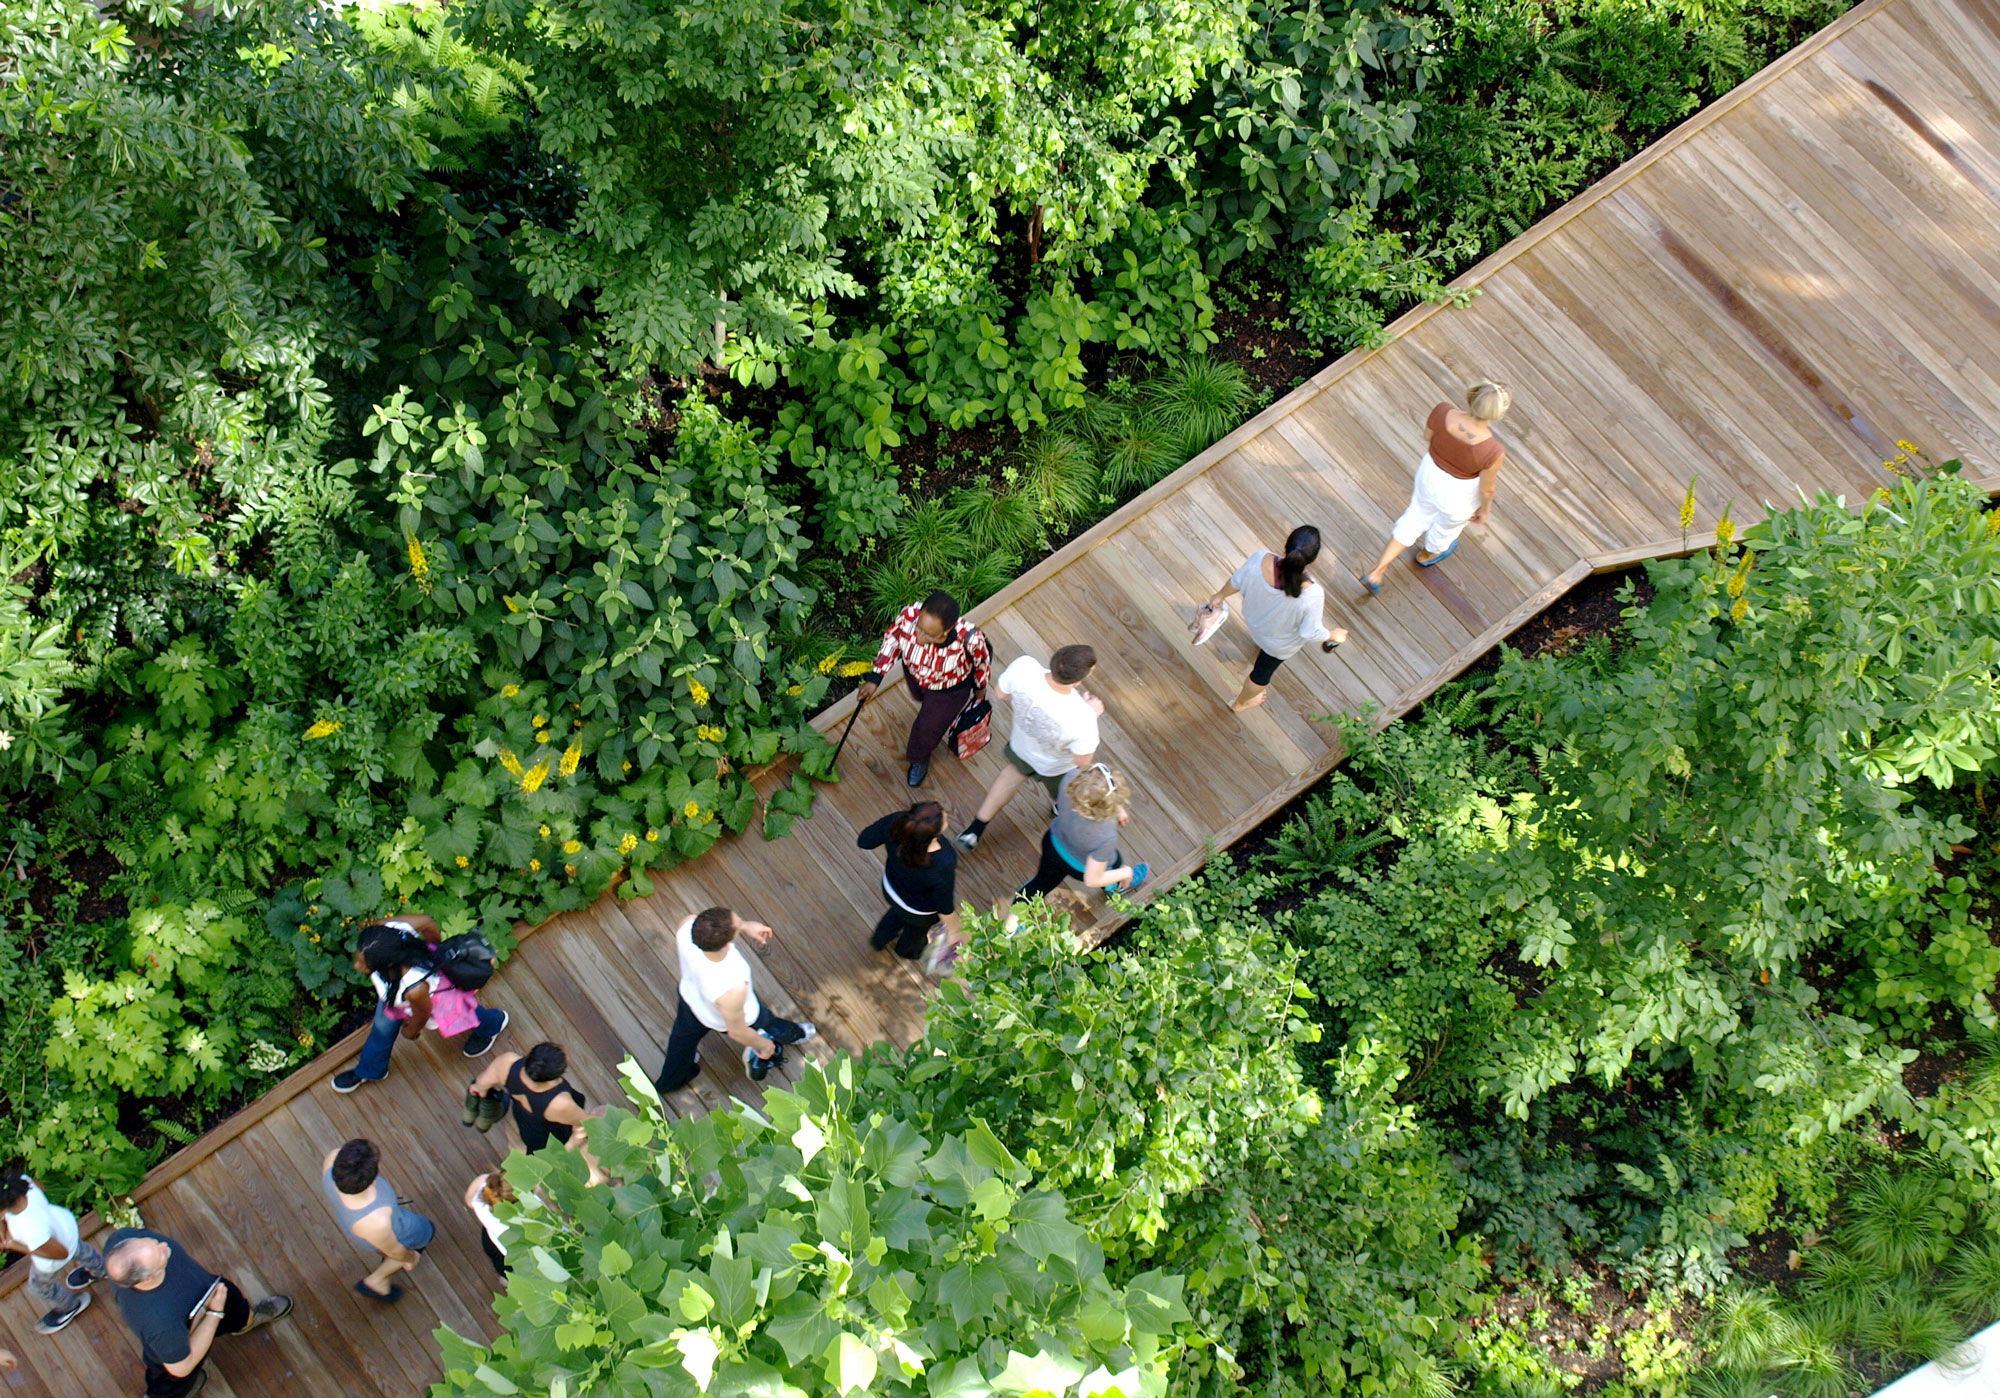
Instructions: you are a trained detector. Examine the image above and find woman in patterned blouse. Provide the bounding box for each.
[855,590,993,788]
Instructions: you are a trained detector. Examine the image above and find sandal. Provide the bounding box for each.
[1360,575,1382,596]
[1191,601,1229,645]
[1416,540,1459,567]
[355,1280,404,1304]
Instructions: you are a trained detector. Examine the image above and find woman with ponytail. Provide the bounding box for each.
[1191,524,1347,712]
[857,800,963,970]
[1361,380,1511,594]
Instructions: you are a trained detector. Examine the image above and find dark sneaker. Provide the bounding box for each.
[743,1044,784,1081]
[64,1264,97,1290]
[241,1295,294,1331]
[906,760,928,787]
[331,1069,368,1094]
[953,829,979,852]
[462,1010,509,1057]
[35,1291,90,1333]
[353,1278,403,1303]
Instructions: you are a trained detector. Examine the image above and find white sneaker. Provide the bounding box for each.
[1192,601,1229,645]
[794,1022,818,1043]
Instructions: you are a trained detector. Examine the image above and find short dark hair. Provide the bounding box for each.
[331,1138,381,1195]
[890,801,945,868]
[523,1042,567,1081]
[0,1169,30,1209]
[690,907,738,952]
[1049,644,1096,684]
[920,591,961,631]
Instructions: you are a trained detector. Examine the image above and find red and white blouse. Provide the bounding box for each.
[869,603,992,693]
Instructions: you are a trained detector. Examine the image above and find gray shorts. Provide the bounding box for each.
[1004,742,1068,798]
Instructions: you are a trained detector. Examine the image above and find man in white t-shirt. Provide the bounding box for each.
[955,644,1103,851]
[3,1169,104,1334]
[654,906,818,1093]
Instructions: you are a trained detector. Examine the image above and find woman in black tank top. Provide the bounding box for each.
[468,1042,608,1184]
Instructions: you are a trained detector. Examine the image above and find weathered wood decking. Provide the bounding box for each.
[9,0,2000,1389]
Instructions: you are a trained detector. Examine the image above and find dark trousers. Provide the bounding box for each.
[145,1278,250,1397]
[870,903,939,959]
[481,1230,509,1278]
[904,675,972,765]
[1019,829,1105,899]
[654,995,808,1093]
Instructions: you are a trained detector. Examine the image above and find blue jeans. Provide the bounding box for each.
[354,1001,506,1082]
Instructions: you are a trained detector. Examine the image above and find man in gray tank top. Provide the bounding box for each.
[321,1138,436,1304]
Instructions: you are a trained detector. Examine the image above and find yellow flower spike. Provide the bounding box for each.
[499,748,524,777]
[559,740,582,777]
[817,654,839,675]
[1897,439,1918,452]
[1678,476,1698,532]
[455,855,470,868]
[1714,509,1734,546]
[538,824,551,837]
[406,536,432,596]
[1987,509,2000,538]
[562,839,582,855]
[682,800,700,820]
[622,760,633,773]
[536,730,552,744]
[1730,595,1749,622]
[787,684,803,695]
[500,683,520,698]
[646,829,659,842]
[529,858,541,871]
[618,832,638,856]
[532,715,547,728]
[303,718,341,740]
[688,678,710,706]
[839,660,874,677]
[1725,551,1753,599]
[521,760,550,793]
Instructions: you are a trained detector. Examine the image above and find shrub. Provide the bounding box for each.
[1145,355,1255,458]
[432,1057,1195,1398]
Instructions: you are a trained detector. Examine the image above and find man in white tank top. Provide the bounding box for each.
[655,906,817,1092]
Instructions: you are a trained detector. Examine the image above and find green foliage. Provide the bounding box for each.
[1144,355,1256,460]
[353,0,530,171]
[1290,207,1476,348]
[433,1056,1195,1398]
[0,0,422,561]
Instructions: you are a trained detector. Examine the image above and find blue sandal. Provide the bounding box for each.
[1360,575,1382,596]
[1416,540,1459,567]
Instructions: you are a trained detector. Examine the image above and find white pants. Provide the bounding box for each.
[1391,454,1483,554]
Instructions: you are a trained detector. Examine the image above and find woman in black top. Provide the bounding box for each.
[858,802,962,962]
[466,1041,607,1185]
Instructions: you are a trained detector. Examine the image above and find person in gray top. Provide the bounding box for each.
[321,1138,436,1304]
[1016,765,1148,901]
[1191,524,1347,712]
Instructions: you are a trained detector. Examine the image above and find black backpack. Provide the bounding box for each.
[434,932,499,991]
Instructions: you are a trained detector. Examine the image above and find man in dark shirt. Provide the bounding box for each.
[103,1229,292,1397]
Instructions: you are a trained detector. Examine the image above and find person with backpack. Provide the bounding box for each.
[1190,524,1346,712]
[332,914,508,1094]
[1016,764,1149,902]
[855,589,993,787]
[464,1041,607,1186]
[856,801,963,971]
[320,1138,435,1304]
[654,906,818,1093]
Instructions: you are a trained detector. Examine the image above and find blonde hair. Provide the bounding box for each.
[1066,766,1126,822]
[1466,381,1512,422]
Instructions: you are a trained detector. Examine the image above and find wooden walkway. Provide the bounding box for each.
[10,0,2000,1389]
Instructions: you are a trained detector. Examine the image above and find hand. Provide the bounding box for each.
[741,921,774,948]
[1470,505,1489,526]
[855,680,878,702]
[1116,808,1131,826]
[1082,692,1105,716]
[973,687,985,701]
[1330,627,1349,646]
[203,1280,228,1310]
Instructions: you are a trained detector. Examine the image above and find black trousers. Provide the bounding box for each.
[481,1229,509,1278]
[1019,829,1110,899]
[870,904,939,959]
[654,994,808,1094]
[145,1278,251,1397]
[904,675,972,765]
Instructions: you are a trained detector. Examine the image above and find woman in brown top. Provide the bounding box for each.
[1361,382,1511,594]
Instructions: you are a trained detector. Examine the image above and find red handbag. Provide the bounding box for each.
[950,697,993,760]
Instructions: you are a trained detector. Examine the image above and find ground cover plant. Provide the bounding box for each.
[15,0,2000,1391]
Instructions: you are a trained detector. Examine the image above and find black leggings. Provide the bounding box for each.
[871,905,939,959]
[1249,648,1284,685]
[481,1229,509,1278]
[1018,830,1112,899]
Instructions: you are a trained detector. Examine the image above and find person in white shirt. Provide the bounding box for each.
[955,645,1102,851]
[653,906,818,1093]
[461,1170,544,1277]
[3,1168,104,1334]
[1190,524,1347,711]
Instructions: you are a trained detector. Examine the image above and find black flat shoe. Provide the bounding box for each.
[906,760,928,787]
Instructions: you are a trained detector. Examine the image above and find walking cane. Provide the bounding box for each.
[830,683,870,769]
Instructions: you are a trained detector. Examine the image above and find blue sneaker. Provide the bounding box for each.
[1116,863,1150,894]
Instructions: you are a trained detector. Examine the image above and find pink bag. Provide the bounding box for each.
[429,984,483,1038]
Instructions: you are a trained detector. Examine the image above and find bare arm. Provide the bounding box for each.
[1472,454,1504,522]
[1081,855,1136,890]
[400,980,432,1039]
[544,1095,609,1186]
[353,1209,421,1267]
[470,1052,521,1095]
[715,984,776,1058]
[163,1282,230,1378]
